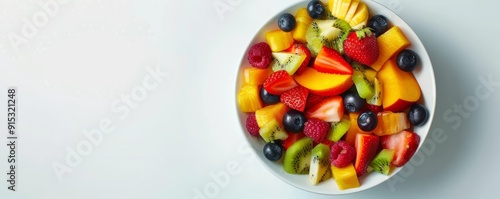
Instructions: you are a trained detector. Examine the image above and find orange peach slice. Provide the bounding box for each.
[294,67,353,96]
[377,59,421,112]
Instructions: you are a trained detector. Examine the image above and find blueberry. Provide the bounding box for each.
[368,15,389,37]
[343,91,366,113]
[358,111,378,132]
[263,142,284,161]
[260,86,280,105]
[283,109,306,133]
[396,49,420,72]
[408,104,429,126]
[278,13,296,32]
[307,0,325,19]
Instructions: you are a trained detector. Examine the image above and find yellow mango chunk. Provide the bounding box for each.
[370,26,411,71]
[255,102,288,128]
[237,84,263,113]
[243,67,271,86]
[266,30,293,52]
[331,163,360,190]
[292,8,313,43]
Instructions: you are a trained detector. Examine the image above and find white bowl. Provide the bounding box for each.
[234,0,436,195]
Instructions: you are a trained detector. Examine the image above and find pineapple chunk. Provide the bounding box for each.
[237,84,263,113]
[266,30,293,52]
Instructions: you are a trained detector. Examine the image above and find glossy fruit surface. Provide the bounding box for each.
[343,91,365,113]
[278,13,297,32]
[396,49,419,72]
[263,142,284,161]
[357,111,377,132]
[283,109,307,133]
[408,104,429,126]
[367,15,389,37]
[307,0,325,19]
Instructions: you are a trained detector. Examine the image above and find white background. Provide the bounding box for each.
[0,0,499,198]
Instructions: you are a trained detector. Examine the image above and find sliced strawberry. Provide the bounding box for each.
[282,132,306,150]
[354,133,380,176]
[280,86,309,112]
[263,70,298,95]
[313,46,353,75]
[305,96,344,122]
[285,43,312,75]
[305,93,329,110]
[363,103,383,114]
[344,28,379,66]
[381,130,420,167]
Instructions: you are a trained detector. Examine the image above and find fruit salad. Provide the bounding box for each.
[236,0,430,191]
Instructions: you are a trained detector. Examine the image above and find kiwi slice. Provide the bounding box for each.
[327,118,351,142]
[352,63,375,99]
[309,144,332,185]
[259,119,288,143]
[283,137,313,174]
[369,149,395,175]
[271,52,306,75]
[305,19,351,56]
[367,77,382,106]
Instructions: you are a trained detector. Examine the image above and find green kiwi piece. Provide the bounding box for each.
[309,144,332,185]
[283,137,313,174]
[327,118,351,142]
[352,65,375,99]
[305,19,351,56]
[259,119,288,143]
[271,52,306,75]
[367,77,382,106]
[369,149,395,175]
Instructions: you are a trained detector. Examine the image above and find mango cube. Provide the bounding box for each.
[266,30,293,52]
[237,84,263,113]
[370,26,411,71]
[331,163,360,190]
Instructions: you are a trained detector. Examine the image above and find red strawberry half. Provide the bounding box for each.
[305,93,329,110]
[354,133,380,176]
[305,96,344,122]
[381,130,420,167]
[285,43,312,75]
[314,46,353,75]
[263,70,298,95]
[280,86,309,112]
[344,28,379,66]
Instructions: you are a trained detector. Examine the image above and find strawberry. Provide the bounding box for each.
[263,70,298,95]
[285,43,311,75]
[313,46,353,75]
[363,103,383,114]
[280,86,309,112]
[303,118,330,143]
[343,28,379,66]
[305,96,344,122]
[354,133,380,176]
[381,130,420,167]
[305,93,329,110]
[282,132,306,150]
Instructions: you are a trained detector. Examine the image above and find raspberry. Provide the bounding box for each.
[245,113,260,136]
[247,42,272,69]
[303,118,329,143]
[330,141,355,168]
